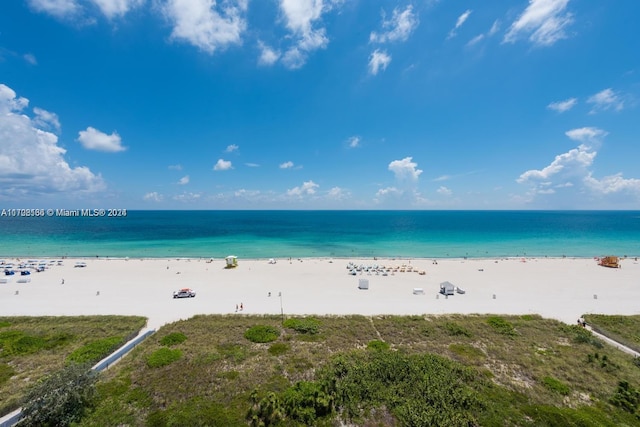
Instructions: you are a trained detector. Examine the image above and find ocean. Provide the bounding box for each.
[0,211,639,259]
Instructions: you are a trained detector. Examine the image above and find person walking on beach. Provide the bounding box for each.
[235,304,238,312]
[240,303,243,311]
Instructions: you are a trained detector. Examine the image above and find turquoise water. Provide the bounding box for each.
[0,211,639,259]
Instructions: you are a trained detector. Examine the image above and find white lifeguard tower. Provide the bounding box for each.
[225,255,238,268]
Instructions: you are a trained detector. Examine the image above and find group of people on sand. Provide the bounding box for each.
[235,303,244,312]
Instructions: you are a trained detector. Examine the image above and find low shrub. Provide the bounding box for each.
[146,348,182,368]
[443,322,472,337]
[19,363,97,427]
[487,316,517,337]
[0,363,15,386]
[283,317,321,335]
[367,340,390,351]
[610,380,640,414]
[542,376,571,395]
[268,342,290,356]
[244,325,280,343]
[449,343,485,361]
[67,336,123,364]
[160,332,187,347]
[564,325,604,348]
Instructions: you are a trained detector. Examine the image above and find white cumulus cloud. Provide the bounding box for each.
[0,83,104,198]
[347,136,360,148]
[327,186,349,200]
[368,49,391,75]
[225,144,239,152]
[287,180,318,196]
[27,0,81,19]
[370,5,419,44]
[178,175,190,185]
[279,161,294,169]
[161,0,247,54]
[92,0,144,19]
[278,0,340,69]
[517,129,640,203]
[565,127,608,144]
[388,157,422,181]
[504,0,573,47]
[213,158,233,171]
[257,41,281,66]
[77,126,126,152]
[547,97,577,113]
[517,144,595,184]
[437,186,452,196]
[143,191,163,202]
[33,107,61,133]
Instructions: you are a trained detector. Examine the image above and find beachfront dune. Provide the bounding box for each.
[1,257,639,329]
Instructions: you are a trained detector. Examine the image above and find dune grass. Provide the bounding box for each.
[584,314,640,354]
[77,313,640,426]
[0,315,146,417]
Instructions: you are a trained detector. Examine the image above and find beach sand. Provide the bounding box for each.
[1,257,638,330]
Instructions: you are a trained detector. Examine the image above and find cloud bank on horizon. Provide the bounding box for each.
[1,0,639,209]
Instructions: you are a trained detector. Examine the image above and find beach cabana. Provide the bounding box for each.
[225,256,238,268]
[440,281,455,296]
[358,279,369,290]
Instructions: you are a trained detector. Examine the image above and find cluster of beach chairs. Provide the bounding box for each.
[1,259,63,283]
[346,262,426,276]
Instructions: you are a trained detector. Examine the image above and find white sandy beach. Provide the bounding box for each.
[1,256,639,330]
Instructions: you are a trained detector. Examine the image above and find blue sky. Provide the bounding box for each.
[1,0,639,210]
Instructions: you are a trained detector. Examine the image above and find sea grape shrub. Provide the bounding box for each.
[18,363,97,427]
[244,325,280,343]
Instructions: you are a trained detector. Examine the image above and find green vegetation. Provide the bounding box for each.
[366,339,390,351]
[67,336,124,364]
[585,314,640,353]
[74,314,640,426]
[146,348,183,368]
[159,332,187,346]
[542,376,571,395]
[244,325,280,343]
[18,363,97,427]
[283,317,321,335]
[0,363,15,385]
[268,342,290,356]
[0,315,146,418]
[486,316,518,336]
[443,321,473,337]
[610,380,640,416]
[6,313,640,425]
[0,330,74,356]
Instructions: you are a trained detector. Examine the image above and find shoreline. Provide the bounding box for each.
[2,256,639,330]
